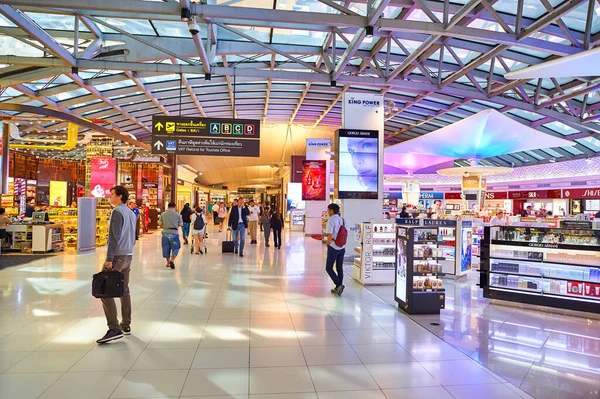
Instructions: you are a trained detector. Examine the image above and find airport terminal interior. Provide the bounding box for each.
[2,0,600,398]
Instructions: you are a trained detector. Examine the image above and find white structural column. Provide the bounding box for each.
[340,91,385,255]
[304,138,332,236]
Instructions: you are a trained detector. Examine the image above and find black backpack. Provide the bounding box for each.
[193,213,205,230]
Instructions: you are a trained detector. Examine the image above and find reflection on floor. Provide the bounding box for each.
[2,228,532,399]
[369,271,600,399]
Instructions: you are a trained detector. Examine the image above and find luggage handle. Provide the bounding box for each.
[226,228,233,241]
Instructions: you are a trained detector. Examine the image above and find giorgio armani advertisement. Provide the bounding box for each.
[336,129,379,199]
[301,160,326,201]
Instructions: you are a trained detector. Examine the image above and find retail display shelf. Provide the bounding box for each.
[354,246,361,254]
[415,241,441,245]
[491,256,600,269]
[413,272,446,277]
[414,289,446,293]
[373,267,395,271]
[355,221,396,286]
[373,244,395,247]
[491,240,600,252]
[413,257,446,261]
[491,271,600,286]
[490,285,543,294]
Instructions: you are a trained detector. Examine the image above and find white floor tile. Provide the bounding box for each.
[181,368,249,397]
[317,391,386,399]
[297,330,349,347]
[445,383,526,399]
[111,369,189,398]
[72,349,142,371]
[249,366,314,395]
[382,386,454,399]
[6,350,87,373]
[39,370,127,399]
[250,346,306,367]
[301,345,361,366]
[365,362,439,389]
[0,372,62,399]
[308,365,379,392]
[419,360,501,385]
[351,343,414,364]
[193,347,250,369]
[0,350,31,373]
[132,348,196,370]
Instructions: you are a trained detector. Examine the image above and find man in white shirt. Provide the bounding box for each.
[325,203,346,296]
[247,199,260,244]
[490,210,507,226]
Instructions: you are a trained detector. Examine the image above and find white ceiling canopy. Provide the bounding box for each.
[384,109,576,160]
[505,47,600,80]
[383,152,456,174]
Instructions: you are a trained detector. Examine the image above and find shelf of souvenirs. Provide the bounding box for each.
[413,276,444,292]
[490,274,600,302]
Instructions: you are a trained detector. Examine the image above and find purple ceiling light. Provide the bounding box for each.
[384,152,456,175]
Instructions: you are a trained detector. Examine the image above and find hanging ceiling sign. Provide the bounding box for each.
[151,116,260,157]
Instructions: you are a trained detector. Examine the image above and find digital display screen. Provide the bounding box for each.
[337,129,379,199]
[90,157,117,198]
[395,228,408,303]
[302,160,326,201]
[585,199,600,211]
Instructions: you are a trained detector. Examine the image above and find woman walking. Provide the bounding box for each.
[217,201,227,233]
[271,211,283,249]
[261,206,272,247]
[190,206,207,254]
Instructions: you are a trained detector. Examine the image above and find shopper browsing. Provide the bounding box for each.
[191,206,207,255]
[180,203,193,245]
[228,197,250,257]
[490,210,506,226]
[399,206,410,218]
[128,201,140,241]
[96,186,137,344]
[159,202,183,269]
[522,206,533,217]
[0,207,12,250]
[325,203,346,296]
[248,199,260,244]
[271,211,283,249]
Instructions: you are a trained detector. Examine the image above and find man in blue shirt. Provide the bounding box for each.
[128,201,141,241]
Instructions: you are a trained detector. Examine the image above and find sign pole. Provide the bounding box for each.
[170,154,177,209]
[1,122,9,194]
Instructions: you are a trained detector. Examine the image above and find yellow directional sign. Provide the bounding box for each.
[154,121,164,131]
[166,122,176,133]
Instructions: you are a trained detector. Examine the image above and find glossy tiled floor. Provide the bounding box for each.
[370,271,600,399]
[1,227,532,399]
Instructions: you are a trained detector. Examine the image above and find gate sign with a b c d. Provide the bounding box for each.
[152,116,260,157]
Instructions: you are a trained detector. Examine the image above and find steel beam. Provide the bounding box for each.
[124,71,170,116]
[289,83,312,124]
[0,5,76,66]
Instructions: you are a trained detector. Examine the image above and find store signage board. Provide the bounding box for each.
[152,116,260,157]
[564,188,600,199]
[396,218,420,225]
[419,192,444,199]
[237,188,256,195]
[423,219,457,227]
[561,220,593,229]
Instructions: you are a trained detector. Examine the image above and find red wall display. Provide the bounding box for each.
[90,157,117,198]
[301,160,326,201]
[444,192,462,200]
[291,155,306,183]
[563,188,600,199]
[485,192,508,200]
[508,189,562,200]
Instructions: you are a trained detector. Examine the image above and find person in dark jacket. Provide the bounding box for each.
[180,203,193,245]
[228,197,250,257]
[271,211,284,249]
[399,206,410,218]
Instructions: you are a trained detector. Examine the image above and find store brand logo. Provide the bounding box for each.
[347,97,381,107]
[584,189,600,197]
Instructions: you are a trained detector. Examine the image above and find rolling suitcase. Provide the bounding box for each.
[222,228,235,253]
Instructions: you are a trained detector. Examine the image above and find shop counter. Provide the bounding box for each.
[32,224,64,253]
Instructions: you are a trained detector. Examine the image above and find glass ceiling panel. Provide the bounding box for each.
[272,28,326,46]
[50,88,90,102]
[540,148,564,158]
[543,121,579,135]
[507,109,544,121]
[26,13,90,31]
[510,46,551,59]
[524,150,545,160]
[25,75,73,90]
[577,137,600,152]
[141,75,181,84]
[95,18,155,35]
[0,14,15,27]
[0,36,43,57]
[528,31,570,46]
[0,87,23,101]
[277,0,343,13]
[95,80,135,92]
[216,25,270,43]
[562,145,584,155]
[210,0,273,8]
[153,21,204,38]
[494,0,562,19]
[467,19,505,33]
[561,2,600,34]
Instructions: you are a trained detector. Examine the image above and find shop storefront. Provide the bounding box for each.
[510,189,566,216]
[563,188,600,215]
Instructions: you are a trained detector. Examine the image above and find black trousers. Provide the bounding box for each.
[272,228,282,248]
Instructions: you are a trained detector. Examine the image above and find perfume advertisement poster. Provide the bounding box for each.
[90,157,117,198]
[461,222,473,272]
[301,160,326,201]
[395,228,408,303]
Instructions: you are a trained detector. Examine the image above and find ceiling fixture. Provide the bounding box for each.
[330,80,337,87]
[205,73,211,81]
[365,26,374,38]
[181,8,191,22]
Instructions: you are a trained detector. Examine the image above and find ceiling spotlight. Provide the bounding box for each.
[330,80,337,87]
[549,157,556,163]
[205,73,212,81]
[365,25,374,38]
[181,7,191,22]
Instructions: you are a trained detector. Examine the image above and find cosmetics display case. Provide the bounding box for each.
[353,220,396,285]
[481,226,600,313]
[395,226,446,314]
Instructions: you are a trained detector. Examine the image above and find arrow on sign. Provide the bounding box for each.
[154,122,164,131]
[154,140,164,150]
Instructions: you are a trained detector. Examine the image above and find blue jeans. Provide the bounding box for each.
[182,222,190,239]
[233,223,246,253]
[161,232,181,259]
[326,245,345,287]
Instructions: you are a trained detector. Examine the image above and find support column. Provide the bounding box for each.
[304,138,331,236]
[1,122,9,194]
[170,154,177,208]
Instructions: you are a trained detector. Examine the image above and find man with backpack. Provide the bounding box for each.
[325,203,347,296]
